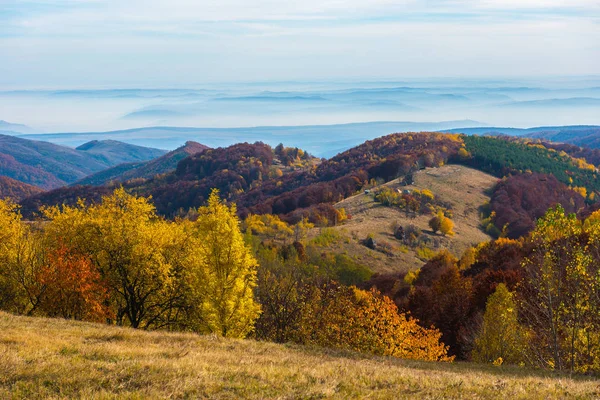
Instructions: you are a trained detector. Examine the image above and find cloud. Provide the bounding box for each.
[0,0,598,87]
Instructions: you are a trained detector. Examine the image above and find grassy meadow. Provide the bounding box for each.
[1,312,599,399]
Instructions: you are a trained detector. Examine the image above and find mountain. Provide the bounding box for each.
[444,125,600,137]
[0,120,35,134]
[0,175,43,201]
[20,131,600,237]
[17,120,484,158]
[74,140,166,165]
[76,141,209,186]
[0,134,167,189]
[523,127,600,149]
[20,133,462,219]
[445,125,600,150]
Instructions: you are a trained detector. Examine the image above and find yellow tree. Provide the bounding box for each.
[429,210,454,236]
[472,283,527,364]
[0,199,45,314]
[521,205,599,372]
[187,190,261,338]
[296,285,453,362]
[43,188,188,329]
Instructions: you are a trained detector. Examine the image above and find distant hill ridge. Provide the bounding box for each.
[0,134,167,189]
[76,141,209,186]
[0,176,43,201]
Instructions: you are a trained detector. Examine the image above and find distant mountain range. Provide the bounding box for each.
[0,120,36,134]
[0,134,166,189]
[15,120,484,158]
[3,122,600,197]
[76,141,209,186]
[444,125,600,149]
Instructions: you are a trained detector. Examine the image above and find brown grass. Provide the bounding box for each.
[1,312,599,399]
[320,164,498,274]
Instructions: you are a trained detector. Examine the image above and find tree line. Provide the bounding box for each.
[0,188,452,362]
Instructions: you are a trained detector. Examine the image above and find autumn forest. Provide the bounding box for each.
[1,131,600,383]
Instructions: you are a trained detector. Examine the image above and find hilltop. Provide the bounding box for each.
[0,134,166,189]
[76,141,209,186]
[1,311,597,399]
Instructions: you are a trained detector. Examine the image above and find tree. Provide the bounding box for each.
[0,199,47,315]
[186,189,261,338]
[429,210,453,235]
[43,188,188,329]
[440,216,455,236]
[428,213,442,233]
[296,284,453,361]
[472,284,527,364]
[520,205,599,372]
[37,245,112,322]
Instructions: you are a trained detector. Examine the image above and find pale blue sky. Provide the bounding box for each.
[1,0,599,88]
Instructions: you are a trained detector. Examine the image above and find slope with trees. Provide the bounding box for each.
[0,134,166,189]
[0,176,44,201]
[76,141,209,186]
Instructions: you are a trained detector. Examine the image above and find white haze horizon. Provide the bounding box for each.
[2,1,599,152]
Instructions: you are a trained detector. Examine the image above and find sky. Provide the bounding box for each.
[1,0,599,89]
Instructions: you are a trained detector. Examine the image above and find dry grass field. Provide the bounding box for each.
[312,164,498,274]
[1,312,599,399]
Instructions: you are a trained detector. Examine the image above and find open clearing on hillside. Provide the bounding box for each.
[321,164,498,274]
[1,312,598,399]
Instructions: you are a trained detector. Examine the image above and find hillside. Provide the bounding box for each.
[0,134,166,189]
[319,165,496,273]
[445,125,600,150]
[1,312,597,399]
[74,140,166,165]
[19,132,600,234]
[445,125,600,138]
[524,126,600,149]
[0,176,44,201]
[76,141,209,186]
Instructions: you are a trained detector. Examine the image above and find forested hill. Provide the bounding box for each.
[4,131,600,378]
[0,176,43,201]
[0,134,166,189]
[17,132,600,234]
[75,141,209,186]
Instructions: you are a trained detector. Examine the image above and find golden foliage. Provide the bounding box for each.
[472,284,528,364]
[298,285,453,362]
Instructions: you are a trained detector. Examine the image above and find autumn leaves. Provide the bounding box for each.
[0,188,260,337]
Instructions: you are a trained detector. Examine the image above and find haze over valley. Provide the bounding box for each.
[2,77,600,157]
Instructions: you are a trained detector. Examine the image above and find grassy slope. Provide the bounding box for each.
[1,312,598,399]
[320,165,496,274]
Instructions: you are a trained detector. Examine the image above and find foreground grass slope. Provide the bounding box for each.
[1,312,598,399]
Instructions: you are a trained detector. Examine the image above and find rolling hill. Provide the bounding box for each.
[76,141,209,186]
[0,176,43,201]
[1,311,597,399]
[321,165,497,273]
[445,125,600,148]
[0,134,166,189]
[74,140,165,165]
